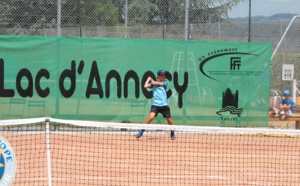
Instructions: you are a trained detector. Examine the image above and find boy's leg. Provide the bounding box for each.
[286,110,293,116]
[144,112,156,124]
[166,117,176,140]
[279,106,291,119]
[136,112,156,138]
[272,107,280,115]
[281,109,293,120]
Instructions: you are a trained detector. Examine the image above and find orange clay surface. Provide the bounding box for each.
[3,132,300,186]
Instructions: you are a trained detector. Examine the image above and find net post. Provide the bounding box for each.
[45,118,52,186]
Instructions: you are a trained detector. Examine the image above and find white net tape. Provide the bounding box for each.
[1,117,300,136]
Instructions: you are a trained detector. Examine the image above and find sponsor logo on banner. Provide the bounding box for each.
[197,49,256,121]
[0,135,16,185]
[198,49,262,81]
[216,88,243,121]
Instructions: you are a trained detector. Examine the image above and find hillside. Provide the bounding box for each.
[228,13,298,22]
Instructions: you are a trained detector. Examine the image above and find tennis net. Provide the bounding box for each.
[1,117,300,185]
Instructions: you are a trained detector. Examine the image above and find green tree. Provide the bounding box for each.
[0,0,56,29]
[188,0,246,23]
[0,1,13,27]
[149,0,247,24]
[127,0,159,25]
[93,1,119,26]
[0,0,247,33]
[62,0,119,27]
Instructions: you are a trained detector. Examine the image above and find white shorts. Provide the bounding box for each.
[280,110,293,116]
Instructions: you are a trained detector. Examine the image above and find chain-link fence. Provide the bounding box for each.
[1,0,300,121]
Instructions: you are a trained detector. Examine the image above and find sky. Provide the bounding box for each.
[228,0,300,18]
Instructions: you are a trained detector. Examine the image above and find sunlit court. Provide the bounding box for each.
[0,119,299,185]
[1,0,300,185]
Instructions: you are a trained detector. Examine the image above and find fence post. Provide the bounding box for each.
[57,0,61,36]
[184,0,189,41]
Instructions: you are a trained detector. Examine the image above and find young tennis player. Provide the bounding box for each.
[135,70,176,140]
[269,90,294,120]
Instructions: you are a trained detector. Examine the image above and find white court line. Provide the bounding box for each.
[14,175,258,181]
[14,174,300,184]
[207,175,269,186]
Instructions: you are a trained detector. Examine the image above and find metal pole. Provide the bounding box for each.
[218,21,221,40]
[271,15,300,60]
[124,0,128,38]
[77,0,82,37]
[293,79,297,104]
[162,24,165,40]
[57,0,61,36]
[248,0,251,42]
[184,0,189,41]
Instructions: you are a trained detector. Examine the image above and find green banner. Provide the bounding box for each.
[0,35,271,126]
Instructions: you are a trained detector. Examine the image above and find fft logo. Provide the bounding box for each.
[199,51,257,81]
[0,136,16,185]
[230,57,241,70]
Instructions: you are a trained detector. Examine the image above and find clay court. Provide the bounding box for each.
[4,130,300,186]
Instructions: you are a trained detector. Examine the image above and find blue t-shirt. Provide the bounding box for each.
[150,80,168,106]
[280,98,294,112]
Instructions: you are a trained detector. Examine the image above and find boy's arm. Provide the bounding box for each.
[144,77,152,88]
[285,99,294,109]
[280,99,293,109]
[282,104,292,109]
[150,79,165,86]
[279,99,285,108]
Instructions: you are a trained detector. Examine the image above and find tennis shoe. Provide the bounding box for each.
[269,112,276,117]
[281,114,287,120]
[135,130,144,138]
[171,133,176,140]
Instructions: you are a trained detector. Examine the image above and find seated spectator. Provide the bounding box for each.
[269,90,294,120]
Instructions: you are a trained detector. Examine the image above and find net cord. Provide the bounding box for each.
[1,117,300,136]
